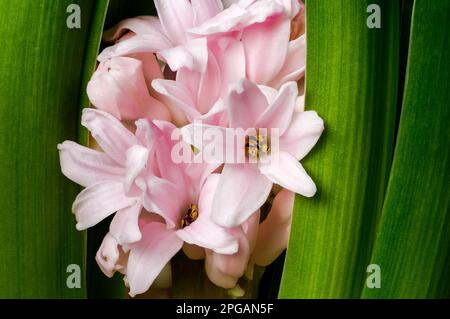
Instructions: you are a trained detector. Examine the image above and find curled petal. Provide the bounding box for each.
[72,181,137,230]
[110,201,143,245]
[191,0,223,25]
[81,108,140,165]
[227,79,268,129]
[96,233,128,278]
[127,222,183,297]
[87,57,171,122]
[103,16,167,42]
[255,81,298,135]
[98,34,171,62]
[58,141,124,188]
[259,151,316,197]
[157,38,208,73]
[280,111,325,160]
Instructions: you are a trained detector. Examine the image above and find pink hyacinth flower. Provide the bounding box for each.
[182,79,324,227]
[98,0,225,72]
[58,108,164,245]
[87,55,171,122]
[191,0,306,89]
[152,35,245,124]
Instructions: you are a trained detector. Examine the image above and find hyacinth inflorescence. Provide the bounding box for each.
[58,0,323,297]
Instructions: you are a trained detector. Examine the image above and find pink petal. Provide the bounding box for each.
[243,15,290,85]
[204,256,239,288]
[255,81,297,135]
[176,48,222,114]
[204,228,251,288]
[143,176,186,228]
[180,124,237,164]
[189,4,248,35]
[227,79,268,129]
[87,57,171,122]
[154,0,194,45]
[152,79,201,120]
[127,222,183,296]
[157,38,208,72]
[259,151,316,197]
[209,37,246,95]
[253,189,294,266]
[110,201,143,245]
[212,164,272,227]
[124,145,149,195]
[126,52,164,90]
[97,34,172,62]
[81,108,140,165]
[96,233,127,277]
[102,16,167,42]
[58,141,124,188]
[191,0,223,25]
[176,174,238,254]
[72,181,137,230]
[269,34,306,89]
[280,110,325,160]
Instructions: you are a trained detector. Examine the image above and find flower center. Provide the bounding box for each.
[245,132,270,159]
[180,204,199,228]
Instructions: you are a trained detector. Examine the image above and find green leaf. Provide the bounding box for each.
[279,0,399,298]
[362,0,450,298]
[0,0,104,298]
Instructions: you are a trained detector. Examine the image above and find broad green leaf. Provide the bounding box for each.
[362,0,450,298]
[0,0,102,298]
[279,0,399,298]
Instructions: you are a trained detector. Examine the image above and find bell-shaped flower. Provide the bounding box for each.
[87,56,171,122]
[98,0,226,72]
[182,79,324,227]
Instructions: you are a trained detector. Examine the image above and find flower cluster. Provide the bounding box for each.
[58,0,323,297]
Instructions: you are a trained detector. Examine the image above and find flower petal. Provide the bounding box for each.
[189,4,248,35]
[87,57,171,122]
[269,34,306,89]
[212,164,272,227]
[176,174,238,254]
[72,181,137,230]
[280,110,325,160]
[176,48,222,115]
[259,151,316,197]
[242,14,290,85]
[227,79,268,129]
[110,201,143,245]
[154,0,194,45]
[253,189,294,266]
[152,79,201,120]
[97,33,172,62]
[81,108,140,165]
[191,0,223,25]
[96,233,127,277]
[127,222,183,297]
[205,227,250,288]
[124,145,149,194]
[255,81,297,135]
[102,16,167,42]
[143,176,186,228]
[157,38,208,72]
[58,141,124,188]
